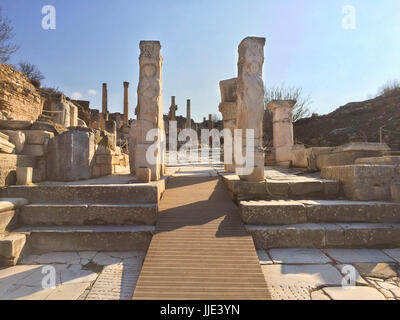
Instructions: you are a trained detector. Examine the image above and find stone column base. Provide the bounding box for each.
[134,143,161,181]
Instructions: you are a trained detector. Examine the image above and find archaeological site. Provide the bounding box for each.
[1,1,400,308]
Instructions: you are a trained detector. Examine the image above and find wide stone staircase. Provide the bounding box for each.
[0,181,163,266]
[221,165,400,249]
[241,200,400,249]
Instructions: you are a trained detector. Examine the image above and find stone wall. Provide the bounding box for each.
[71,100,91,126]
[0,64,44,122]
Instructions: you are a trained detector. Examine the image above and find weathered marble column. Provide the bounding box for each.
[267,100,296,168]
[102,83,108,120]
[208,114,213,130]
[186,99,191,129]
[169,96,177,121]
[129,41,164,181]
[236,37,266,181]
[219,78,237,173]
[123,82,129,125]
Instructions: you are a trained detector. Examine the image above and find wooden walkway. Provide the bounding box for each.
[133,168,270,300]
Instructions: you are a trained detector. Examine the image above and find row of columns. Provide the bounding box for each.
[168,96,193,129]
[101,82,131,128]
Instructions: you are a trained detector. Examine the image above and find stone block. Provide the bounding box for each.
[391,183,400,202]
[69,104,78,127]
[100,164,113,176]
[32,168,46,183]
[322,287,385,300]
[0,154,36,170]
[0,136,15,154]
[269,248,332,264]
[316,143,390,170]
[0,120,32,130]
[0,233,26,266]
[341,223,400,247]
[22,144,45,157]
[16,167,33,185]
[1,130,25,154]
[266,180,289,197]
[325,249,395,263]
[247,224,326,249]
[321,165,396,201]
[261,264,343,288]
[356,156,400,165]
[134,143,161,181]
[23,130,54,145]
[0,210,16,232]
[0,169,16,186]
[92,165,101,178]
[239,200,307,225]
[137,167,151,183]
[47,130,95,181]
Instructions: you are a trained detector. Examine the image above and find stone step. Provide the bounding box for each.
[0,198,29,232]
[246,223,400,249]
[221,172,340,202]
[0,184,158,204]
[20,203,158,226]
[14,226,155,252]
[0,233,26,266]
[240,200,400,225]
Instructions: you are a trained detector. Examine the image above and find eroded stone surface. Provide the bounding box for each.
[269,248,332,264]
[323,286,385,300]
[325,249,394,263]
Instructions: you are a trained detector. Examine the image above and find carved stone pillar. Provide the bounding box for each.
[219,78,237,173]
[129,41,164,181]
[268,100,296,168]
[236,37,266,181]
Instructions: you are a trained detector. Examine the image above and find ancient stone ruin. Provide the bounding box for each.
[1,34,400,302]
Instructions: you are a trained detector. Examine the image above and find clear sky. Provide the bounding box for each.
[2,0,400,121]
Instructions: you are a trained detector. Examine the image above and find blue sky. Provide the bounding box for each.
[2,0,400,121]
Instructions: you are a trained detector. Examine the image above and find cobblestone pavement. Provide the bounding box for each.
[0,251,145,300]
[258,248,400,300]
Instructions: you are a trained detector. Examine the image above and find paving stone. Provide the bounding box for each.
[78,251,97,261]
[60,267,98,285]
[261,264,343,288]
[379,288,395,299]
[353,263,399,279]
[34,252,81,265]
[19,255,39,265]
[86,263,140,300]
[1,285,54,300]
[324,249,394,263]
[45,282,93,300]
[107,251,146,259]
[0,265,41,297]
[269,248,331,264]
[336,264,368,285]
[376,281,399,291]
[322,286,386,300]
[257,250,273,265]
[389,287,400,299]
[311,290,331,300]
[92,253,122,266]
[267,285,311,300]
[383,249,400,263]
